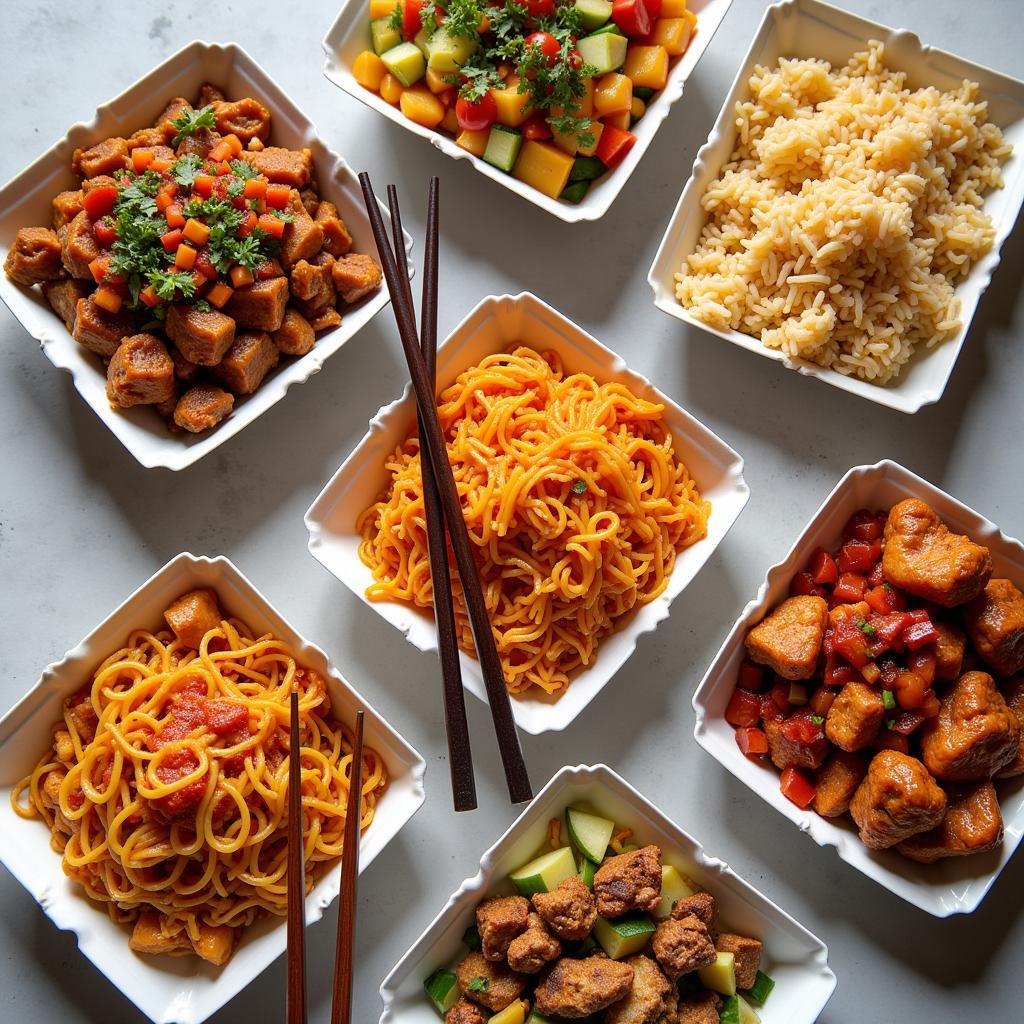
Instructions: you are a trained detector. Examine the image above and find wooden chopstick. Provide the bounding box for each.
[286,688,307,1024]
[359,173,533,805]
[330,709,365,1024]
[385,182,477,813]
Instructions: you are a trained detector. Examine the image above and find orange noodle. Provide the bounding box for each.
[357,345,711,695]
[11,614,386,964]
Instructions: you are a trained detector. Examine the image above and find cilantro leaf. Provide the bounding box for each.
[170,104,217,147]
[467,977,489,993]
[151,269,199,302]
[571,479,588,494]
[171,154,204,188]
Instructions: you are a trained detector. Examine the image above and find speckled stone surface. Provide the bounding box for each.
[1,1,1022,1021]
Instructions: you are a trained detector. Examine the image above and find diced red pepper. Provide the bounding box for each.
[808,548,838,586]
[878,658,900,688]
[161,228,184,253]
[790,571,826,598]
[871,611,913,647]
[522,115,553,141]
[735,726,769,758]
[902,620,939,651]
[905,608,930,624]
[266,184,291,210]
[824,651,862,687]
[890,710,926,735]
[594,124,637,169]
[769,678,792,712]
[779,767,816,808]
[612,0,653,36]
[838,539,882,574]
[832,616,873,669]
[832,572,867,603]
[725,687,763,728]
[403,0,425,39]
[737,659,764,692]
[88,255,125,286]
[867,562,886,587]
[907,648,936,687]
[844,509,885,542]
[92,217,117,247]
[760,692,786,723]
[83,184,119,221]
[779,708,826,745]
[138,285,160,308]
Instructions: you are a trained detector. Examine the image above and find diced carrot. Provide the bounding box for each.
[192,175,216,198]
[183,218,211,246]
[237,210,258,238]
[175,243,198,270]
[243,178,268,200]
[265,185,291,210]
[165,203,186,229]
[93,287,123,314]
[208,140,234,164]
[229,264,255,288]
[256,214,285,239]
[132,149,156,173]
[160,228,184,253]
[206,281,234,308]
[195,249,219,280]
[150,157,174,172]
[138,285,160,308]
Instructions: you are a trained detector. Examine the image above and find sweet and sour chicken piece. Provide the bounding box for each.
[212,97,271,143]
[507,912,561,974]
[444,998,486,1024]
[315,200,353,256]
[224,278,290,332]
[825,681,885,752]
[173,384,234,433]
[164,588,223,650]
[475,894,529,962]
[280,190,323,269]
[652,914,716,980]
[272,308,316,356]
[812,750,867,818]
[455,951,526,1013]
[128,913,192,956]
[850,750,947,849]
[241,146,312,188]
[933,621,967,682]
[531,875,597,940]
[920,672,1020,781]
[996,677,1024,778]
[963,579,1024,678]
[533,955,634,1019]
[593,845,662,918]
[896,781,1003,864]
[4,226,63,285]
[106,334,175,408]
[744,596,828,680]
[881,499,992,607]
[73,136,130,179]
[715,933,762,990]
[605,954,675,1024]
[764,715,829,771]
[43,277,91,331]
[61,211,100,279]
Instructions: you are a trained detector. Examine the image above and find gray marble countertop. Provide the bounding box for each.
[1,1,1022,1021]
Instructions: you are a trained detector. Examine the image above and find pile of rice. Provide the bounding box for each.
[675,42,1011,384]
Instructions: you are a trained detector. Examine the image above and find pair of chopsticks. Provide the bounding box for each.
[287,689,364,1024]
[358,172,533,810]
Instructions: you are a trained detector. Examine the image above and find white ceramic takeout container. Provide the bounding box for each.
[379,763,836,1024]
[304,291,749,735]
[693,460,1024,916]
[322,0,733,222]
[647,0,1024,412]
[0,40,409,471]
[0,553,426,1024]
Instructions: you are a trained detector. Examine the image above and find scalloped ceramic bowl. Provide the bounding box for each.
[0,553,426,1024]
[693,460,1024,916]
[304,291,748,734]
[0,41,409,470]
[379,764,836,1023]
[322,0,733,222]
[647,0,1024,412]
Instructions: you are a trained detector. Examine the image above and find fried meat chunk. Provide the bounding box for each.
[531,876,597,940]
[593,846,662,918]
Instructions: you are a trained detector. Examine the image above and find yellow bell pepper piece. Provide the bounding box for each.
[354,51,388,92]
[624,45,669,91]
[379,73,405,105]
[631,96,646,120]
[425,67,451,94]
[578,121,603,158]
[491,75,532,127]
[593,73,632,117]
[399,85,446,128]
[370,0,399,19]
[456,128,490,157]
[512,140,575,199]
[661,0,688,17]
[602,110,631,131]
[440,106,459,133]
[648,17,694,57]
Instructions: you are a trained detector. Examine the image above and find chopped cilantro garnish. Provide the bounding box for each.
[170,104,217,148]
[571,479,588,494]
[151,269,199,302]
[171,154,204,188]
[809,714,824,725]
[467,977,489,993]
[882,690,896,710]
[857,620,877,637]
[230,159,259,180]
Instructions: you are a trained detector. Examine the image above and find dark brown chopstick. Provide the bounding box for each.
[330,710,364,1024]
[386,182,477,814]
[359,172,532,805]
[286,689,307,1024]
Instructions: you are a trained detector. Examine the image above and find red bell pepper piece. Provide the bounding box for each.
[790,571,825,597]
[890,710,926,735]
[735,726,769,758]
[779,767,816,808]
[83,184,119,221]
[808,547,838,585]
[832,616,872,669]
[843,509,885,542]
[522,116,553,141]
[769,678,792,711]
[867,562,886,587]
[865,584,905,614]
[832,572,867,603]
[760,692,786,723]
[870,612,912,647]
[902,620,939,651]
[160,228,184,254]
[725,687,763,728]
[779,709,825,745]
[595,124,637,169]
[737,659,764,692]
[823,651,862,687]
[92,217,117,248]
[837,539,882,574]
[612,0,652,36]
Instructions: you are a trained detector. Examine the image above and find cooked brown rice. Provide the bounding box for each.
[675,42,1011,384]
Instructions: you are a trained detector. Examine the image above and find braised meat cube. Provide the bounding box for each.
[850,750,947,849]
[921,671,1019,781]
[53,729,75,764]
[127,127,169,150]
[106,334,175,407]
[241,146,313,188]
[4,227,63,286]
[196,82,225,106]
[882,499,992,607]
[315,200,353,256]
[605,954,675,1024]
[173,384,234,433]
[332,252,383,304]
[273,308,316,356]
[934,621,967,682]
[176,126,220,159]
[155,97,192,141]
[593,845,662,918]
[166,305,235,365]
[455,951,527,1013]
[764,714,829,771]
[652,915,715,980]
[744,596,828,681]
[476,894,529,961]
[671,892,715,931]
[290,255,336,311]
[42,278,91,330]
[299,187,320,216]
[61,211,100,279]
[308,306,342,332]
[714,933,762,990]
[210,330,279,395]
[996,677,1024,778]
[825,682,884,752]
[531,876,597,940]
[52,190,84,230]
[212,97,271,143]
[170,345,200,384]
[896,781,1003,864]
[129,913,193,956]
[164,588,223,650]
[813,750,867,818]
[73,137,129,179]
[533,956,634,1018]
[677,992,722,1024]
[507,913,561,974]
[963,579,1024,677]
[72,296,135,357]
[280,191,323,270]
[191,924,237,966]
[224,277,290,331]
[445,998,486,1024]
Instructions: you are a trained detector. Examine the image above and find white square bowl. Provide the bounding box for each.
[304,291,749,735]
[647,0,1024,412]
[692,460,1024,917]
[322,0,733,223]
[0,552,426,1024]
[379,763,836,1024]
[0,40,409,471]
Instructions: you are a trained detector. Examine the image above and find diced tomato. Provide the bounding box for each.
[243,177,268,200]
[735,726,769,758]
[92,217,117,247]
[824,651,862,687]
[725,687,763,728]
[612,0,652,36]
[237,210,259,238]
[194,248,219,280]
[779,709,825,745]
[737,659,764,692]
[164,202,185,230]
[205,699,249,735]
[844,509,885,542]
[907,648,936,687]
[523,0,555,16]
[257,213,286,239]
[92,286,123,314]
[876,729,909,754]
[594,124,637,169]
[83,184,119,221]
[522,115,553,140]
[229,264,255,288]
[161,228,184,253]
[902,620,938,650]
[894,669,927,709]
[779,767,816,808]
[403,0,425,39]
[865,584,905,614]
[790,571,825,598]
[890,710,926,735]
[138,285,160,308]
[871,611,912,647]
[808,548,838,586]
[524,31,560,66]
[833,572,867,603]
[131,148,156,173]
[760,693,786,723]
[192,174,216,198]
[456,92,498,133]
[206,281,234,308]
[838,539,882,574]
[867,562,887,587]
[833,616,872,669]
[152,748,206,818]
[809,687,835,717]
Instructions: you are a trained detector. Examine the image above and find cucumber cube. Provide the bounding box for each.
[744,970,776,1005]
[577,32,628,75]
[653,864,697,920]
[371,18,402,57]
[593,913,656,959]
[569,156,607,183]
[577,851,597,884]
[566,807,615,863]
[414,27,431,55]
[573,0,613,32]
[462,924,482,950]
[483,125,523,175]
[424,969,460,1015]
[589,22,625,37]
[425,26,478,73]
[381,42,426,87]
[720,994,762,1024]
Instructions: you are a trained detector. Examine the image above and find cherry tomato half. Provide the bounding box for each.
[455,92,498,133]
[523,0,555,18]
[524,31,560,66]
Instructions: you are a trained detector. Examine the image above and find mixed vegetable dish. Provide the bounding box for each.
[425,806,774,1024]
[725,499,1024,862]
[353,0,698,204]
